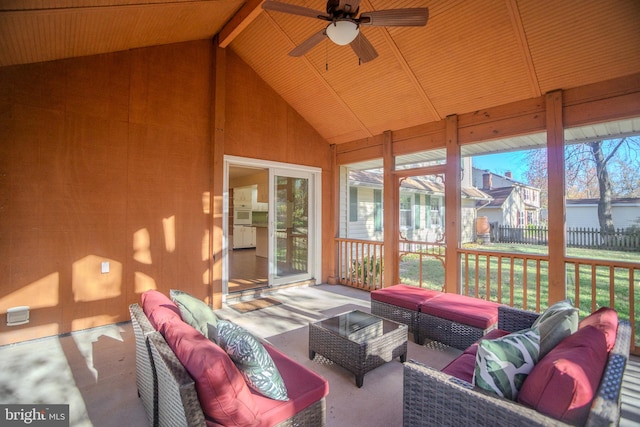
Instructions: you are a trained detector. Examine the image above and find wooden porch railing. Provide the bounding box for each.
[459,248,638,354]
[335,237,639,354]
[335,238,384,291]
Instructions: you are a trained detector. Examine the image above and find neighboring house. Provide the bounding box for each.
[565,198,640,229]
[473,168,542,227]
[346,168,491,243]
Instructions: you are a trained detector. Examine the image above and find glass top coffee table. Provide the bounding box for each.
[308,310,408,388]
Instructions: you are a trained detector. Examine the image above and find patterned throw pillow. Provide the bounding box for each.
[473,328,540,400]
[170,289,218,336]
[211,320,289,401]
[532,299,578,358]
[532,299,575,328]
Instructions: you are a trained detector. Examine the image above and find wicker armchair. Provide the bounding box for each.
[403,306,631,427]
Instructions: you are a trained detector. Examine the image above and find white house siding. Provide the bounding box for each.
[339,166,349,238]
[566,203,640,229]
[461,201,477,243]
[347,186,382,241]
[481,208,503,226]
[502,191,524,227]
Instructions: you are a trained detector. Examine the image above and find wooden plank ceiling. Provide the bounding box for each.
[2,0,639,146]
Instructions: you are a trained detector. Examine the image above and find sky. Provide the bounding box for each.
[471,151,530,183]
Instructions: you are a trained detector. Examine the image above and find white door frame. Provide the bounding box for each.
[223,156,322,300]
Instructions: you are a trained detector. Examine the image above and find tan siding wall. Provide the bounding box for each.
[0,41,331,345]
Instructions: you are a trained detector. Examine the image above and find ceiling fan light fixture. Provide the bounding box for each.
[326,21,359,45]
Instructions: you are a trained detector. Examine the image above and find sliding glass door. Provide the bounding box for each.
[270,169,315,285]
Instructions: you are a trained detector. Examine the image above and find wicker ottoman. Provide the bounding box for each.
[309,310,408,388]
[371,284,442,342]
[417,293,499,349]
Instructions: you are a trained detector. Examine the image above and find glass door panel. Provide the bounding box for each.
[271,170,313,285]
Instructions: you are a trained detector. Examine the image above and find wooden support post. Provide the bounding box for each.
[210,38,226,309]
[444,115,461,294]
[383,131,397,288]
[546,90,567,305]
[328,144,339,285]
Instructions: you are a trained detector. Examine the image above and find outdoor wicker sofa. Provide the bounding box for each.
[130,290,328,427]
[403,305,632,427]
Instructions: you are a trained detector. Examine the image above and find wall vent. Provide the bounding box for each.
[7,306,29,326]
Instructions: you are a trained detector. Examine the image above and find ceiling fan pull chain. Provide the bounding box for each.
[325,38,329,71]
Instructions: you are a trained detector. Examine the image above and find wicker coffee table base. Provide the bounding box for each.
[309,318,408,388]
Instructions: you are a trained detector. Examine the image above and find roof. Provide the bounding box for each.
[480,187,514,208]
[1,1,639,146]
[349,169,491,201]
[566,198,640,206]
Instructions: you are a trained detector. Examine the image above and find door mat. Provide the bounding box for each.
[230,297,282,313]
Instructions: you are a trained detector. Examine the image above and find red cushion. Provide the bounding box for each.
[579,307,618,352]
[162,318,260,426]
[442,353,476,383]
[141,290,181,331]
[371,284,442,311]
[517,326,609,425]
[251,344,329,426]
[420,294,500,329]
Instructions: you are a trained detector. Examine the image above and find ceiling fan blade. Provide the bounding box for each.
[349,32,378,63]
[359,8,429,27]
[262,1,331,21]
[289,29,327,57]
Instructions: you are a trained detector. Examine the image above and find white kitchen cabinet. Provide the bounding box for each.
[257,182,268,203]
[233,187,253,209]
[233,226,256,249]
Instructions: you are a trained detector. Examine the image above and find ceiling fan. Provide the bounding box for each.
[262,0,429,63]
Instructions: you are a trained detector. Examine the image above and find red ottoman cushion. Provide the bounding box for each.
[420,293,500,329]
[371,284,442,311]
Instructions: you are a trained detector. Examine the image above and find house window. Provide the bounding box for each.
[374,189,382,232]
[430,198,441,227]
[349,187,358,222]
[414,194,421,230]
[399,194,412,228]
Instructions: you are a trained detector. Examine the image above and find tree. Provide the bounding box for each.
[525,136,640,233]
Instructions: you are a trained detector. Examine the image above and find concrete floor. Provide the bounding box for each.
[0,284,638,426]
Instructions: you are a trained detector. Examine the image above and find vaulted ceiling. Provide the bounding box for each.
[2,0,639,145]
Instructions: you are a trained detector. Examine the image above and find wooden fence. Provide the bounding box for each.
[494,225,640,251]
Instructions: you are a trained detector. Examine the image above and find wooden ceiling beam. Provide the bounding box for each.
[505,0,541,97]
[218,0,265,48]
